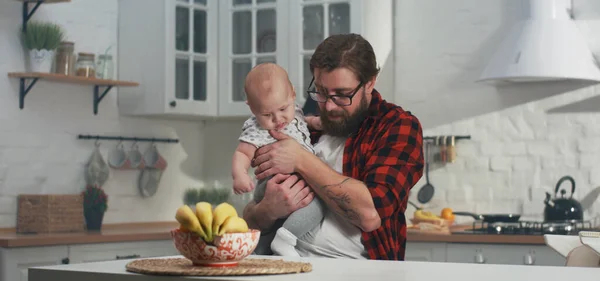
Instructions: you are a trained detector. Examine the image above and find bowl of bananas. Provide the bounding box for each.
[172,202,260,267]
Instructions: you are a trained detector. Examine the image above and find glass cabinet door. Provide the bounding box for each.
[219,0,287,117]
[172,0,217,115]
[289,0,361,106]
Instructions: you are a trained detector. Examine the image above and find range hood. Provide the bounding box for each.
[478,0,600,83]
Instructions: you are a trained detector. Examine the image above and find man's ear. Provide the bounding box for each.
[365,76,377,94]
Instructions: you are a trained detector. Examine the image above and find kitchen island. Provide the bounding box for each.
[28,255,597,281]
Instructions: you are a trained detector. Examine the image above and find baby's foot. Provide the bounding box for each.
[270,227,301,257]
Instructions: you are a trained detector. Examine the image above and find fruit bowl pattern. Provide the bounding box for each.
[171,228,260,267]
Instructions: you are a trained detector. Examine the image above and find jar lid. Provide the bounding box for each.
[78,52,95,57]
[99,54,113,59]
[60,41,74,46]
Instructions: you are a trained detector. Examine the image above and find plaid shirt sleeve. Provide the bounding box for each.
[361,111,424,260]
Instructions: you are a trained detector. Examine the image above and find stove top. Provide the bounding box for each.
[453,220,598,235]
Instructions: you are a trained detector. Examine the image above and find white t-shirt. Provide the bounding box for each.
[295,134,368,259]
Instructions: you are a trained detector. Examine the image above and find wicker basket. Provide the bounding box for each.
[16,194,86,234]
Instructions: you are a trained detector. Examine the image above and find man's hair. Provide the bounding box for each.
[309,33,380,83]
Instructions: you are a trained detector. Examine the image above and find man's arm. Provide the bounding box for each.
[296,114,424,232]
[296,153,380,232]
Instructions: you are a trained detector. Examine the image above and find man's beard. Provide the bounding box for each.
[319,92,369,137]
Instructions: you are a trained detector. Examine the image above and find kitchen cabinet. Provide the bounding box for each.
[445,243,566,266]
[406,242,566,266]
[117,0,364,119]
[0,246,69,281]
[68,240,178,264]
[117,0,219,118]
[405,242,447,262]
[0,240,178,281]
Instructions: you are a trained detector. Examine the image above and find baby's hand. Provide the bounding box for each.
[233,174,255,194]
[305,116,322,130]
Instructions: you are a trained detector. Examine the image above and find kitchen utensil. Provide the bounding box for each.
[417,141,435,204]
[447,136,456,163]
[408,200,422,210]
[138,169,163,197]
[440,136,447,163]
[452,211,521,223]
[581,186,600,212]
[84,140,109,186]
[544,175,584,222]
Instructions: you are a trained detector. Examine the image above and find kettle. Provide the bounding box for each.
[544,175,583,222]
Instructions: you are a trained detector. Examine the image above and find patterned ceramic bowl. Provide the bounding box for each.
[171,228,261,267]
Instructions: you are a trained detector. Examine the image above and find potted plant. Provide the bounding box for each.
[21,21,65,73]
[81,184,108,231]
[183,186,230,207]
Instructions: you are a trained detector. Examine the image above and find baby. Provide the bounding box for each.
[231,63,325,257]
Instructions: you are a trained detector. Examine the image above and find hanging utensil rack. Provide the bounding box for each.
[423,135,471,141]
[77,134,179,143]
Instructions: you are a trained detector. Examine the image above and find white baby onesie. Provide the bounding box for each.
[238,103,314,153]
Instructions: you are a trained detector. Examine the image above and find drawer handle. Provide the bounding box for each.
[524,250,536,265]
[61,257,70,264]
[474,249,486,264]
[116,254,140,260]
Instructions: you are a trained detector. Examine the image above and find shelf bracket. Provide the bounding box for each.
[93,85,113,115]
[18,77,39,110]
[22,1,43,32]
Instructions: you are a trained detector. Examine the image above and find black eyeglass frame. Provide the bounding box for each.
[305,76,364,106]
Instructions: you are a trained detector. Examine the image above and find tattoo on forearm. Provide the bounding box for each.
[320,178,360,222]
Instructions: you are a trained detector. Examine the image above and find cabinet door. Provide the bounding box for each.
[167,0,219,116]
[0,246,69,281]
[288,0,363,107]
[218,0,290,117]
[446,243,566,266]
[68,240,178,264]
[405,242,447,262]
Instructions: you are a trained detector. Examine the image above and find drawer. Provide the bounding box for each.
[68,240,178,264]
[446,243,566,266]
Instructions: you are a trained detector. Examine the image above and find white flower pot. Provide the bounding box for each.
[28,49,55,73]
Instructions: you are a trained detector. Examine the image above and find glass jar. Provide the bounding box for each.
[54,41,76,75]
[96,54,114,80]
[76,52,96,78]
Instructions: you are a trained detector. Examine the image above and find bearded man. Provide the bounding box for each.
[243,33,425,261]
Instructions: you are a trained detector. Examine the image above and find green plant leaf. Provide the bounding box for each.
[22,21,65,50]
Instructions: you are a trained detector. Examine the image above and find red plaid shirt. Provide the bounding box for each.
[310,90,424,260]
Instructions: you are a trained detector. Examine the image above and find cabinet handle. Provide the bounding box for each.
[524,250,536,265]
[474,249,486,264]
[61,257,70,264]
[116,254,141,260]
[169,101,177,107]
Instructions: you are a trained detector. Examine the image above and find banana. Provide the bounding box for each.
[414,210,441,220]
[212,202,238,236]
[217,216,249,235]
[195,202,214,242]
[175,205,208,240]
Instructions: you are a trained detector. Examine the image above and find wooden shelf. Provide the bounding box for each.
[7,72,140,115]
[8,72,139,87]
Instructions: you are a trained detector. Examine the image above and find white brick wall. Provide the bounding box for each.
[0,0,210,227]
[400,0,600,224]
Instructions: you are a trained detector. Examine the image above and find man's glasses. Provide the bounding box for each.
[306,76,363,106]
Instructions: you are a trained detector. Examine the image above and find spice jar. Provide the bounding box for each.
[54,41,75,75]
[76,52,96,78]
[96,54,114,80]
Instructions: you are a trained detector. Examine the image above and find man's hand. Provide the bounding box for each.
[257,174,315,222]
[252,130,306,180]
[232,174,255,195]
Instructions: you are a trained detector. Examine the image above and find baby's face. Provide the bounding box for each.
[250,91,296,131]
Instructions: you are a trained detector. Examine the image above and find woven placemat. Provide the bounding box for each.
[125,257,312,276]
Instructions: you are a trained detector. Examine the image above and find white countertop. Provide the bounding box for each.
[29,255,598,281]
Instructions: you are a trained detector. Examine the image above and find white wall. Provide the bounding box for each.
[397,0,600,224]
[0,0,208,227]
